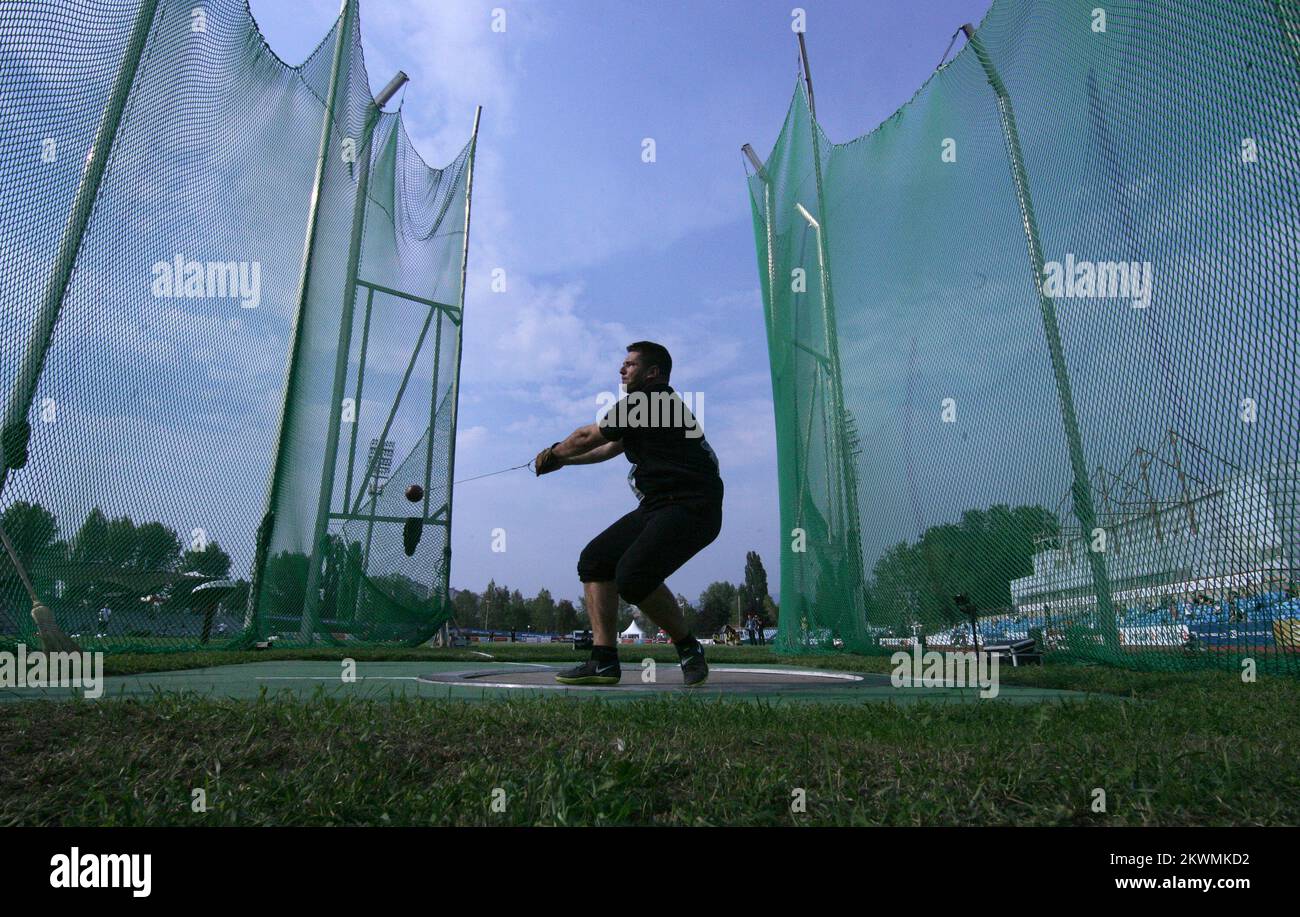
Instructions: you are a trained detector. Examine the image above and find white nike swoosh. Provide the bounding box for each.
[596,665,619,674]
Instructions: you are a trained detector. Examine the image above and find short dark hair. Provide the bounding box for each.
[627,341,672,380]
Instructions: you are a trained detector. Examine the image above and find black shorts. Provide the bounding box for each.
[577,499,722,605]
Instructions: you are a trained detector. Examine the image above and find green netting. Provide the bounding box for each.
[749,0,1300,673]
[0,0,475,652]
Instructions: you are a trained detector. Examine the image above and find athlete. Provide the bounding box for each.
[534,341,723,686]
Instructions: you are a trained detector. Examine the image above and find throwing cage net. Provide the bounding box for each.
[0,0,476,651]
[748,0,1300,673]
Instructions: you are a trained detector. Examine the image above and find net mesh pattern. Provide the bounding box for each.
[0,0,473,651]
[749,0,1300,672]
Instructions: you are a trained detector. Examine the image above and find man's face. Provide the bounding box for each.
[620,351,659,393]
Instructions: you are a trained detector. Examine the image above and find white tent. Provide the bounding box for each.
[619,618,646,642]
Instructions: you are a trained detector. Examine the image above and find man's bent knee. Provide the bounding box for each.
[577,545,615,584]
[616,570,661,607]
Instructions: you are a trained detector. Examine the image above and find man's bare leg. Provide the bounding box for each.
[584,580,619,646]
[638,582,707,686]
[557,580,624,684]
[635,583,689,642]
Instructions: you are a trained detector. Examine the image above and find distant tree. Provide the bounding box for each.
[103,515,138,566]
[676,593,701,636]
[364,572,431,637]
[182,540,232,578]
[480,581,513,631]
[264,550,308,617]
[698,581,737,635]
[318,535,361,623]
[1,501,58,566]
[451,588,479,628]
[480,579,500,630]
[0,501,60,601]
[357,571,420,613]
[226,579,250,618]
[506,588,529,632]
[70,510,183,570]
[615,596,635,634]
[69,508,112,565]
[531,588,557,633]
[872,540,930,624]
[134,522,182,571]
[555,598,578,634]
[740,551,771,622]
[867,503,1058,628]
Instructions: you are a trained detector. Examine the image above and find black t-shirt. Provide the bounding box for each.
[598,383,723,508]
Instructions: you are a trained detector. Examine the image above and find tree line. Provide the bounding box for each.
[451,550,778,637]
[0,501,238,614]
[864,503,1058,635]
[1,500,783,640]
[1,501,233,576]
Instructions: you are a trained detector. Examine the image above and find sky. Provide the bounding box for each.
[245,0,995,605]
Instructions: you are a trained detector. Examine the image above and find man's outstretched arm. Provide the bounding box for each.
[535,423,624,474]
[563,439,625,465]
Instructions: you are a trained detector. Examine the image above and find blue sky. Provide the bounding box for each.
[249,0,994,605]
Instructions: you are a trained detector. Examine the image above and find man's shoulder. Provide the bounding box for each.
[600,386,693,435]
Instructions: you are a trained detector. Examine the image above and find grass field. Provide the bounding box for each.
[0,645,1296,826]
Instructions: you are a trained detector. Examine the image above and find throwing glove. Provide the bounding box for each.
[534,442,563,476]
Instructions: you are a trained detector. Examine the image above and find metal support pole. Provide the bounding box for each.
[362,484,378,574]
[741,143,777,339]
[802,211,843,538]
[1169,429,1198,535]
[1275,0,1300,78]
[347,308,435,517]
[0,0,160,490]
[422,311,443,517]
[1096,465,1113,520]
[246,0,357,635]
[744,139,804,648]
[960,22,1118,648]
[301,69,409,640]
[745,141,794,520]
[343,286,376,509]
[797,31,816,121]
[796,34,868,647]
[1138,451,1162,544]
[441,107,482,614]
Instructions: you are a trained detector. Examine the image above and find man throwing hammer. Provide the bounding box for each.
[535,341,722,687]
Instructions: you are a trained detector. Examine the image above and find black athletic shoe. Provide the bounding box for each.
[555,658,622,685]
[677,641,709,687]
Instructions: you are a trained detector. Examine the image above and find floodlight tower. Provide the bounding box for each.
[361,437,395,572]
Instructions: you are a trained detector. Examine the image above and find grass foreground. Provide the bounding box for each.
[0,645,1296,826]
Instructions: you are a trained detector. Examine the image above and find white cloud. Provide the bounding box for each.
[359,0,524,162]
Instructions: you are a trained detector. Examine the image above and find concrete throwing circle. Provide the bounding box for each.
[418,663,887,694]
